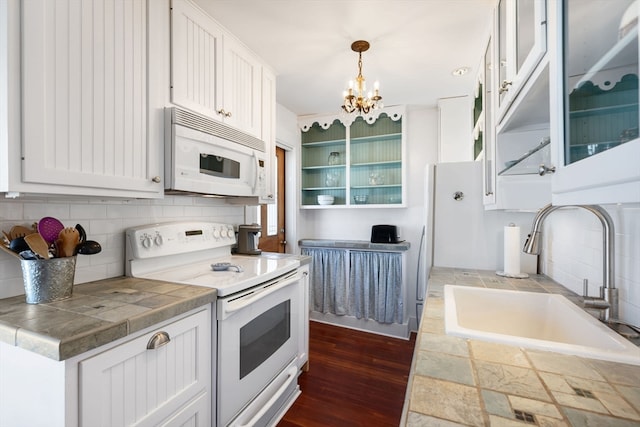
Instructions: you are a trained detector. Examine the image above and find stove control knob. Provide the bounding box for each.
[154,234,163,246]
[226,228,235,239]
[212,228,221,239]
[142,235,153,249]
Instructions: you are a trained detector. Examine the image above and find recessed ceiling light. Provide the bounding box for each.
[452,66,470,76]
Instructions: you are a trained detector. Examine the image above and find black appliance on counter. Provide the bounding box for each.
[370,224,402,243]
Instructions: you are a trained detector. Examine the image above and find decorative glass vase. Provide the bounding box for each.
[328,152,340,166]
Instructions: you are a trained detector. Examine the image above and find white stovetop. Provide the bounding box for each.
[137,252,300,297]
[125,221,300,297]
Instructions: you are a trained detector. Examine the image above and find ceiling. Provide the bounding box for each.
[195,0,495,117]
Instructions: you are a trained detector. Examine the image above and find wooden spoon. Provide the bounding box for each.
[24,233,50,259]
[56,227,80,258]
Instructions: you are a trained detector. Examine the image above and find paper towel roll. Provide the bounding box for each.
[503,224,521,275]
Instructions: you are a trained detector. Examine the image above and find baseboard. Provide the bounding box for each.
[309,311,411,340]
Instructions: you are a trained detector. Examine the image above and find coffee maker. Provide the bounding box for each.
[236,224,262,255]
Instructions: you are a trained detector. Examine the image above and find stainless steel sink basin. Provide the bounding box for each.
[444,285,640,365]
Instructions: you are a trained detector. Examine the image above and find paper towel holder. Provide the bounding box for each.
[496,223,529,279]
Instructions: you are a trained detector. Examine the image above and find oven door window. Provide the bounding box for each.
[200,153,240,179]
[240,300,290,379]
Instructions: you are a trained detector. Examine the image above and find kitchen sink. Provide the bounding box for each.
[444,285,640,365]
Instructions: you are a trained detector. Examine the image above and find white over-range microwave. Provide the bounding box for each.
[164,107,268,198]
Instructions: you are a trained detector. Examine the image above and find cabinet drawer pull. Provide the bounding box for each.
[146,331,171,350]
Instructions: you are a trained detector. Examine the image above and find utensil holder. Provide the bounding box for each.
[20,256,76,304]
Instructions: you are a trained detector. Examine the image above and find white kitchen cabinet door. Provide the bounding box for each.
[260,66,277,203]
[496,0,547,123]
[223,35,263,138]
[170,0,224,120]
[170,0,263,139]
[20,0,163,198]
[79,308,211,427]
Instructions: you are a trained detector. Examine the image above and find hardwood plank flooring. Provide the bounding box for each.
[278,321,417,427]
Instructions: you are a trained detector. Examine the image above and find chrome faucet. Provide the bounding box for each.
[523,203,618,321]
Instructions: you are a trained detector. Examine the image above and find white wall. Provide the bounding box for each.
[432,161,537,273]
[540,204,640,326]
[438,96,473,163]
[0,196,245,299]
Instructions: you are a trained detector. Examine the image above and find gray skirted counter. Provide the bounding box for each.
[299,239,411,338]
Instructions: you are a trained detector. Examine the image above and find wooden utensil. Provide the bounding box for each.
[9,225,34,240]
[0,241,21,259]
[56,227,80,258]
[24,233,50,259]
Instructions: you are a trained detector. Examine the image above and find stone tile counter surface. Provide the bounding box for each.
[0,276,216,361]
[298,239,411,252]
[402,267,640,427]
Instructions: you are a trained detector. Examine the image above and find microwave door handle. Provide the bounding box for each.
[251,151,259,193]
[223,274,300,316]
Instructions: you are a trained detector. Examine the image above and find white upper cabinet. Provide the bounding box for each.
[170,0,224,120]
[550,0,640,205]
[480,0,551,211]
[299,107,406,209]
[222,36,263,138]
[170,0,264,139]
[496,0,547,123]
[0,0,165,198]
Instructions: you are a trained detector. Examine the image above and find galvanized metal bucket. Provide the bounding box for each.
[20,256,76,304]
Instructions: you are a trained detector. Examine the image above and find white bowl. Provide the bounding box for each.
[317,195,334,205]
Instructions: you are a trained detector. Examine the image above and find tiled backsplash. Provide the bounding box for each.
[540,203,640,327]
[0,196,245,299]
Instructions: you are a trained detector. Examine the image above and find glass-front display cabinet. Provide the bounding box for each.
[299,107,406,208]
[564,0,638,163]
[552,0,639,204]
[300,119,347,206]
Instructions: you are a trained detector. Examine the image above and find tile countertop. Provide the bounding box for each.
[402,267,640,427]
[0,276,217,361]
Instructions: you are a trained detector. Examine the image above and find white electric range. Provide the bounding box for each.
[125,221,302,427]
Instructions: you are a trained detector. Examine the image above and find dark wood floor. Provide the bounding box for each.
[278,321,417,427]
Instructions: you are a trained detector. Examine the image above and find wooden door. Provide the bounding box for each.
[259,147,286,253]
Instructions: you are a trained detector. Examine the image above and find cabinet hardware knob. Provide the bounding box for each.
[217,109,232,118]
[538,164,556,176]
[146,331,171,350]
[498,80,512,94]
[453,191,464,201]
[151,176,161,183]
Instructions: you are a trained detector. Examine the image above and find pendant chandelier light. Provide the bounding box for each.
[342,40,383,115]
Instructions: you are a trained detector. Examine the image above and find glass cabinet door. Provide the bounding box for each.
[349,114,403,206]
[563,0,638,165]
[497,0,547,117]
[301,120,347,206]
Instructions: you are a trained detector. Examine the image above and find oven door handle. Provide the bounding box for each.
[223,273,300,316]
[236,364,299,427]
